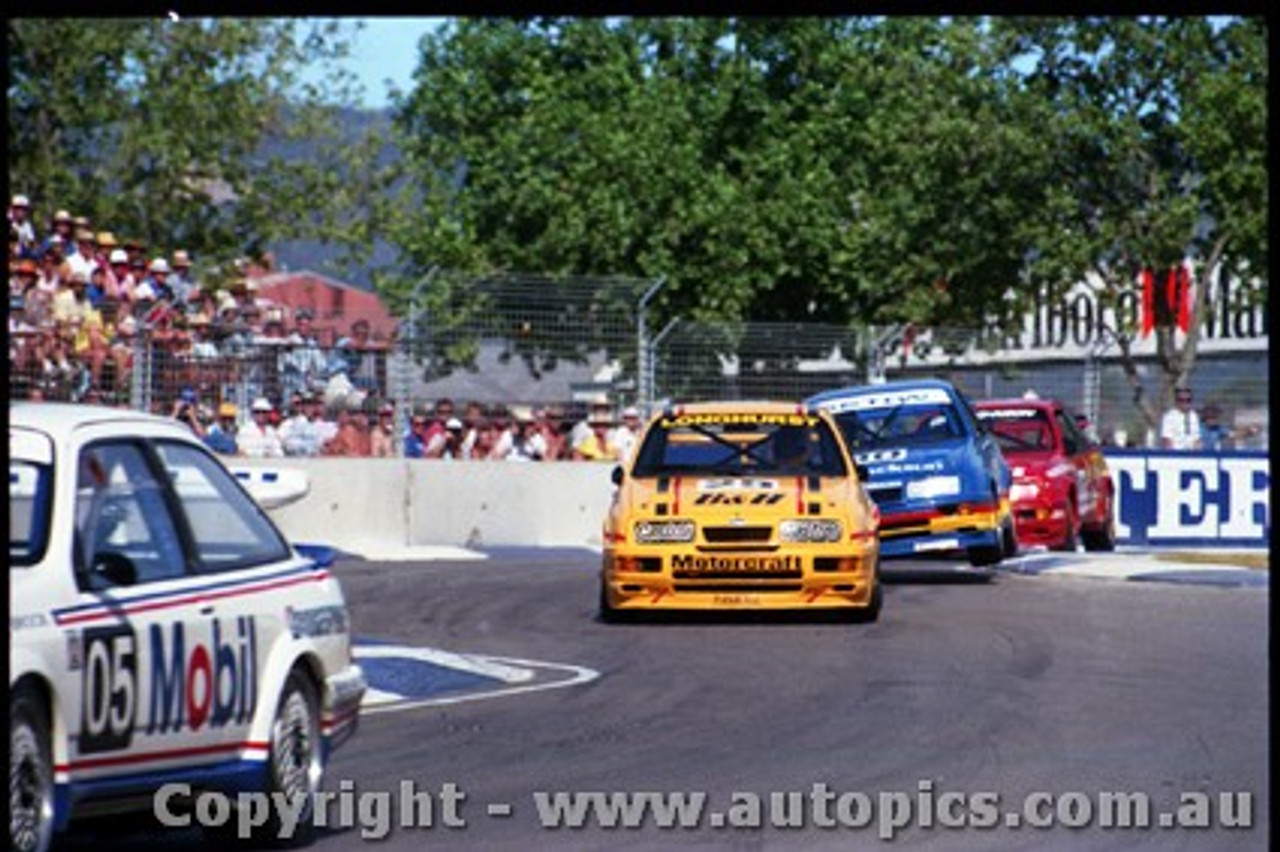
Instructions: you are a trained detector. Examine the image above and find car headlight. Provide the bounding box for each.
[634,520,695,543]
[779,519,842,543]
[1010,483,1040,501]
[905,475,961,500]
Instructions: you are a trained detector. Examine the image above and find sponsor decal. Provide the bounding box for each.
[9,613,48,630]
[914,538,959,553]
[693,492,786,506]
[976,408,1041,420]
[869,459,947,476]
[147,616,258,736]
[855,448,909,465]
[696,478,780,491]
[661,413,818,428]
[1104,451,1269,546]
[287,604,349,639]
[672,554,801,573]
[818,387,952,413]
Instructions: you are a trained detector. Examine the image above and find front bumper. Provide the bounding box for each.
[1010,497,1071,547]
[321,664,366,755]
[602,548,877,612]
[876,504,1003,559]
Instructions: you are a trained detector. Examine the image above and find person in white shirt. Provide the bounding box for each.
[65,229,100,282]
[609,406,643,463]
[279,393,324,457]
[1160,387,1202,450]
[239,397,285,457]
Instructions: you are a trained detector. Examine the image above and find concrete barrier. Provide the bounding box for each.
[236,451,1270,555]
[233,458,615,551]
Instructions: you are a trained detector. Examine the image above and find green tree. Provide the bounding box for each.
[993,16,1268,429]
[384,17,1053,339]
[7,17,382,280]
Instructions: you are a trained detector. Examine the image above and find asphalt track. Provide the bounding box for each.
[63,550,1268,851]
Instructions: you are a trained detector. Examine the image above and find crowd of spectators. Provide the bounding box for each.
[9,192,647,462]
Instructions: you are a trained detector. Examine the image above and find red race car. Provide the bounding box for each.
[974,399,1116,552]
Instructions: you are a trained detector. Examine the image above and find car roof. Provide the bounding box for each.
[806,378,958,405]
[663,400,826,416]
[10,402,195,443]
[974,398,1059,412]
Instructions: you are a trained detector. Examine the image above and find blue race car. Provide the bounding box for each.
[807,379,1016,567]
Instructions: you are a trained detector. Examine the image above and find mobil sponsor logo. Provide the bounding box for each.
[147,615,258,735]
[1103,450,1270,547]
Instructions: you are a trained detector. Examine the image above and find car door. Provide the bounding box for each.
[959,394,1009,495]
[1053,408,1100,521]
[67,436,214,776]
[148,439,297,752]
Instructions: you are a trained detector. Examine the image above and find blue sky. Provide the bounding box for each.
[330,17,448,108]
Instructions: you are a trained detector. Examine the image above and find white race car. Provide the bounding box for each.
[9,402,366,851]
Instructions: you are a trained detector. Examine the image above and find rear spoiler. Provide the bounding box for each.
[227,466,310,510]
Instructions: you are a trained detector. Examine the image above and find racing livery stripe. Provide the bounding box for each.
[51,562,326,617]
[673,476,682,514]
[53,570,331,626]
[56,740,270,773]
[795,477,804,514]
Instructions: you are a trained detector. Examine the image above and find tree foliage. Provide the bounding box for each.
[993,16,1268,426]
[384,17,1054,334]
[7,17,383,280]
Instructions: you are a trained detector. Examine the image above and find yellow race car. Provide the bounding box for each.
[600,401,881,621]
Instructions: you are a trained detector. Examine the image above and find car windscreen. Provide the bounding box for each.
[10,460,52,566]
[630,413,847,478]
[829,400,966,452]
[976,408,1053,453]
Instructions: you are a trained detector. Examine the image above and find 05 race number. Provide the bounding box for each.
[81,625,137,753]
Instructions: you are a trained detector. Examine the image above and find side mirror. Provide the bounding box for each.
[92,552,139,587]
[611,465,624,486]
[854,463,869,482]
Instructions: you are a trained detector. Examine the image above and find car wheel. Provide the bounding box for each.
[202,670,322,848]
[1000,515,1018,559]
[598,581,631,624]
[1082,511,1117,552]
[850,564,883,623]
[10,685,54,852]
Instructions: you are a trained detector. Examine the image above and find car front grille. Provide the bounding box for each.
[866,487,903,505]
[673,582,804,593]
[702,526,773,544]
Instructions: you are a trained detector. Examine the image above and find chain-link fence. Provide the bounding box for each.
[9,272,1267,454]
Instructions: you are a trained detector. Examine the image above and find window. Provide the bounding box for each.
[1055,411,1083,456]
[632,419,848,477]
[75,442,188,588]
[10,461,52,567]
[153,441,291,573]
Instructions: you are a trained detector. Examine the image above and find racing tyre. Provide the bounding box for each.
[10,685,55,852]
[1000,516,1018,559]
[1082,512,1117,552]
[850,570,883,624]
[211,670,324,848]
[598,582,633,624]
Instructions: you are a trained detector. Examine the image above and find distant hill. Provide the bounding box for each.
[266,105,401,292]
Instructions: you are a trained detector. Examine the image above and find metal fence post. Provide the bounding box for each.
[398,267,438,457]
[130,324,151,412]
[636,276,667,411]
[647,318,680,408]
